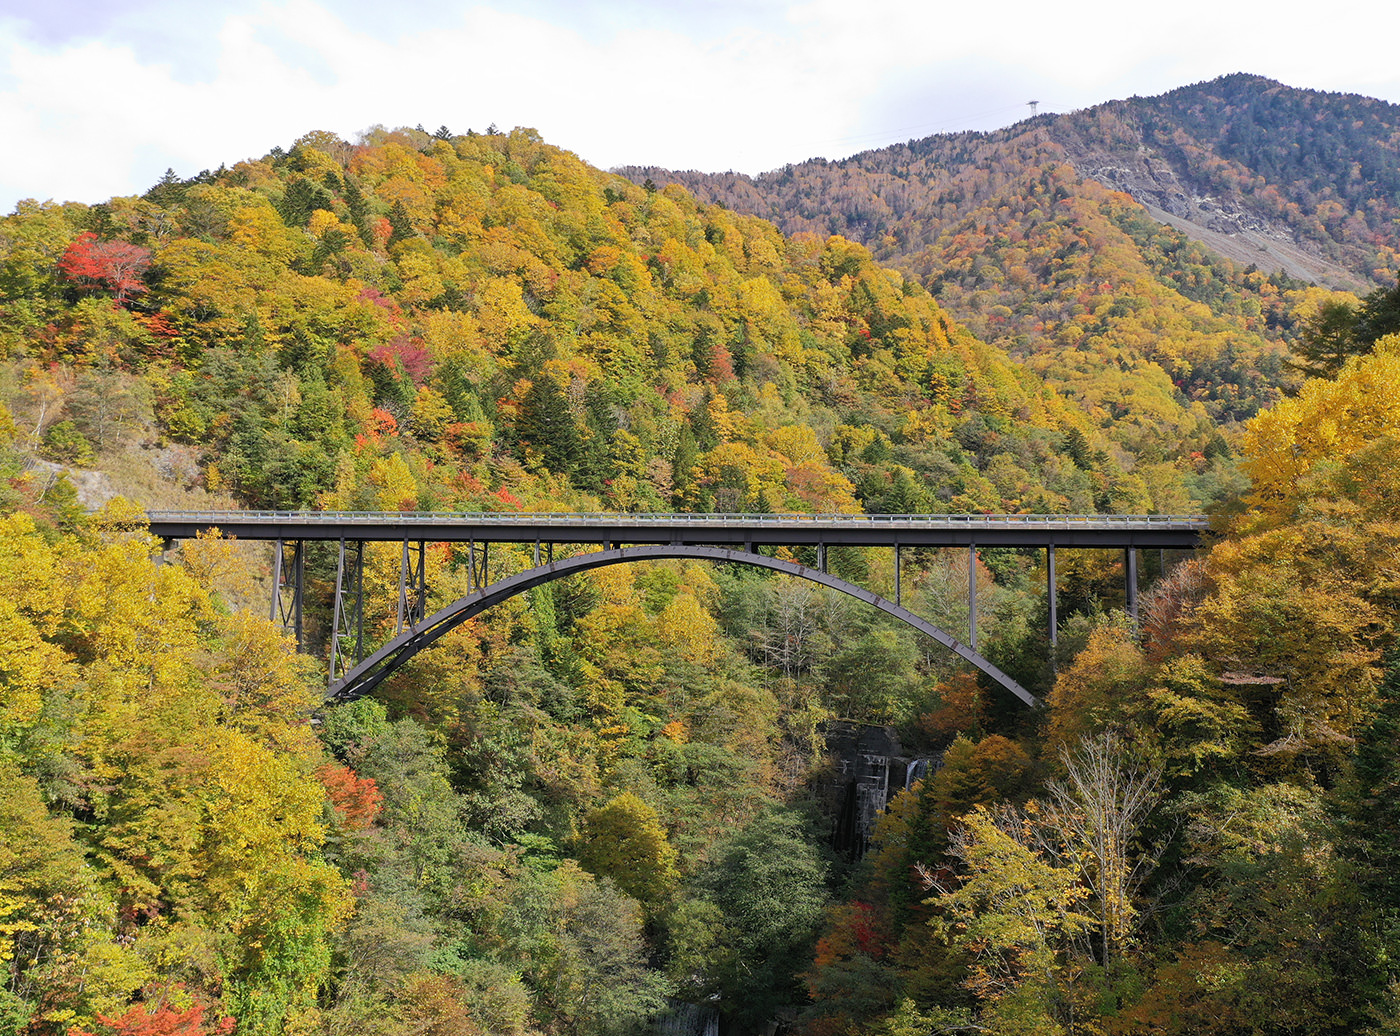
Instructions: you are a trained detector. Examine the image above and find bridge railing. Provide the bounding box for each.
[145,509,1208,529]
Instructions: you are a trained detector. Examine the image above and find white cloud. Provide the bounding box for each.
[1,0,1398,212]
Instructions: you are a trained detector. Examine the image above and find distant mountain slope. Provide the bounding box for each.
[624,74,1400,291]
[620,75,1400,426]
[1053,73,1400,289]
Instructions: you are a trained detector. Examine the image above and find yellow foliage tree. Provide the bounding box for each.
[577,792,680,909]
[0,507,350,1031]
[1243,339,1400,520]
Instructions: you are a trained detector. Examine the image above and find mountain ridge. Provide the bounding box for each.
[620,73,1399,292]
[618,73,1400,429]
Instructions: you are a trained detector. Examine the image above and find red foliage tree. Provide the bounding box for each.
[69,999,235,1036]
[316,762,384,830]
[916,671,988,740]
[58,232,152,307]
[708,342,736,384]
[366,336,433,386]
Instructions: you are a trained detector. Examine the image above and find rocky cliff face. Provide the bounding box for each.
[822,721,940,857]
[1053,127,1367,290]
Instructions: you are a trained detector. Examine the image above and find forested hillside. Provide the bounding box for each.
[0,110,1398,1036]
[624,74,1400,429]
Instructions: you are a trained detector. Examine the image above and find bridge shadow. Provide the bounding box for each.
[326,544,1038,709]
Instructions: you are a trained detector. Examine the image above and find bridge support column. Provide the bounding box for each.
[270,539,304,649]
[1047,543,1057,654]
[895,544,902,608]
[969,545,978,652]
[466,539,490,591]
[396,539,427,635]
[330,539,365,682]
[1126,547,1138,624]
[269,538,283,624]
[818,543,827,574]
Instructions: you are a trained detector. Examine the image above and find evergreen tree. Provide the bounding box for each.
[671,423,699,507]
[691,391,720,451]
[1357,275,1400,346]
[574,385,618,492]
[279,178,335,228]
[515,375,581,475]
[386,200,415,246]
[144,167,185,207]
[342,174,374,246]
[1291,298,1361,377]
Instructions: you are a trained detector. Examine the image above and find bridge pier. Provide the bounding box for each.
[466,539,490,591]
[270,539,305,648]
[1126,547,1138,624]
[968,545,977,652]
[894,543,901,607]
[396,539,427,634]
[329,539,366,682]
[1047,544,1058,653]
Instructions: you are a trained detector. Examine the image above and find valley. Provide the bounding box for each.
[1,72,1399,1036]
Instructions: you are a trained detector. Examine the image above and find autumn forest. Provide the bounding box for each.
[3,73,1400,1036]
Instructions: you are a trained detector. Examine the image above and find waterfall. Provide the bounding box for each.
[905,757,931,789]
[652,999,720,1036]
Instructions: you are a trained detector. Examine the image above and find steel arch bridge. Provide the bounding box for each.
[145,510,1209,709]
[324,544,1039,706]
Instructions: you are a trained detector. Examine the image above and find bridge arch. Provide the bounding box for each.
[328,544,1038,708]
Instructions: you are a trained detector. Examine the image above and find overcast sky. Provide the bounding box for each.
[2,0,1398,213]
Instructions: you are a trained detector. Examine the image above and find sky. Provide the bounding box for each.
[2,0,1398,213]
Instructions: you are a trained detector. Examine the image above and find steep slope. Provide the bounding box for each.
[1053,73,1400,288]
[1,125,1220,527]
[621,74,1400,427]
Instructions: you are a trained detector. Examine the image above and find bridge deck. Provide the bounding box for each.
[146,511,1209,549]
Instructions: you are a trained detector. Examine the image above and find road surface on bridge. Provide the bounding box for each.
[146,510,1209,549]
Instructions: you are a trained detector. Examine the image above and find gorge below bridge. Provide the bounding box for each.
[145,510,1210,708]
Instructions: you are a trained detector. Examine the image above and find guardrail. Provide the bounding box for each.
[145,510,1209,528]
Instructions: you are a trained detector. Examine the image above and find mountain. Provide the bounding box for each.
[0,124,1229,532]
[1053,74,1400,288]
[621,74,1400,425]
[4,91,1400,1036]
[623,74,1400,291]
